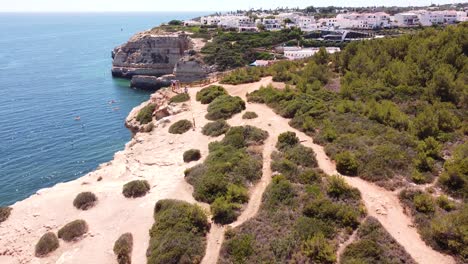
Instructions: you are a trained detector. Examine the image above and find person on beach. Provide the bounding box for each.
[184,86,188,94]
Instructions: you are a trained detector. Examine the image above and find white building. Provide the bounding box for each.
[262,18,282,31]
[335,12,391,29]
[394,12,420,27]
[284,47,341,60]
[218,16,253,29]
[297,16,319,31]
[456,11,468,22]
[201,16,221,26]
[415,10,459,26]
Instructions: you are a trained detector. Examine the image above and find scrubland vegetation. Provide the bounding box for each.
[196,85,227,104]
[122,180,150,198]
[58,219,88,242]
[202,120,230,137]
[114,233,133,264]
[168,119,192,134]
[244,24,467,190]
[73,192,97,210]
[205,95,246,120]
[147,199,209,264]
[185,126,268,224]
[400,189,467,262]
[0,206,12,223]
[136,103,156,124]
[219,132,365,263]
[341,217,416,264]
[202,28,302,70]
[183,149,201,163]
[242,111,258,119]
[169,93,190,103]
[219,24,467,261]
[35,232,59,257]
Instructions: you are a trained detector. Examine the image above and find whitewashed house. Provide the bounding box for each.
[284,47,341,60]
[394,12,420,26]
[263,18,282,31]
[201,16,221,26]
[456,11,468,22]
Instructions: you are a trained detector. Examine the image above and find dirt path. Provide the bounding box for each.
[336,228,359,263]
[198,77,455,264]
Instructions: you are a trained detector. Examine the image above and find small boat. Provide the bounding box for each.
[74,116,81,121]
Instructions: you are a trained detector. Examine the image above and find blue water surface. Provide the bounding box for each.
[0,12,208,206]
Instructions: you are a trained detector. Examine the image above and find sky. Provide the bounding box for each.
[1,0,458,12]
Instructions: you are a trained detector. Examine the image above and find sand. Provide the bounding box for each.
[0,77,455,264]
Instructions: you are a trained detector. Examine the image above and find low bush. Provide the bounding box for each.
[436,195,456,211]
[73,192,97,210]
[224,234,255,263]
[202,120,230,137]
[335,151,359,176]
[168,119,192,134]
[0,206,12,223]
[326,175,361,201]
[276,131,299,150]
[301,233,336,264]
[242,111,258,119]
[220,67,267,85]
[114,233,133,264]
[136,103,156,124]
[186,125,268,224]
[35,232,59,257]
[122,180,150,198]
[341,217,416,264]
[58,219,88,242]
[183,149,201,163]
[438,142,467,199]
[206,95,246,120]
[413,192,435,214]
[211,197,241,225]
[147,199,209,264]
[170,93,190,103]
[196,85,227,104]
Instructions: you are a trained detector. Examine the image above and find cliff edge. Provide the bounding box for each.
[112,31,210,89]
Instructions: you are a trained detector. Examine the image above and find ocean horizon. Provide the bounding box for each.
[0,11,209,206]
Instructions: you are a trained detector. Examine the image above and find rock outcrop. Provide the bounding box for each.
[112,31,210,90]
[125,88,188,134]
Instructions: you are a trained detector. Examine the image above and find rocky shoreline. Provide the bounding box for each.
[112,31,211,90]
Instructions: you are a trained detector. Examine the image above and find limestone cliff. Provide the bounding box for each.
[112,31,210,89]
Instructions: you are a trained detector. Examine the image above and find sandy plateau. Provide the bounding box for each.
[0,77,454,264]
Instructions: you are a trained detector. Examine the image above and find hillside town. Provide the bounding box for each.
[187,8,468,31]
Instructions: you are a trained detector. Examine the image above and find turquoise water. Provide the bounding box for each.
[0,12,207,206]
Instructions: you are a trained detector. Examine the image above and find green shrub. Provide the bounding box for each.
[413,193,435,214]
[263,176,295,209]
[225,234,255,263]
[136,103,156,124]
[73,192,97,210]
[300,233,336,264]
[276,131,299,150]
[58,219,88,242]
[335,151,359,176]
[327,175,360,201]
[223,125,268,147]
[341,217,415,264]
[211,197,241,224]
[183,149,201,163]
[411,170,431,184]
[436,195,456,211]
[284,144,317,168]
[206,95,246,120]
[114,233,133,264]
[303,198,359,228]
[147,199,209,264]
[168,119,192,134]
[35,232,59,257]
[202,120,230,137]
[196,85,227,104]
[170,93,190,103]
[122,180,150,198]
[429,206,467,260]
[0,206,12,223]
[220,67,266,85]
[242,111,258,119]
[438,142,467,199]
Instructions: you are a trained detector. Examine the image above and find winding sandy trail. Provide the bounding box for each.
[199,77,455,264]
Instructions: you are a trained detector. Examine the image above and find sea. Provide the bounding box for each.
[0,12,208,206]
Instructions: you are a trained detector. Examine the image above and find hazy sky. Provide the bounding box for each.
[1,0,458,12]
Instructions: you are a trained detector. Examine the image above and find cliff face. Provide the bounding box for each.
[112,32,209,89]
